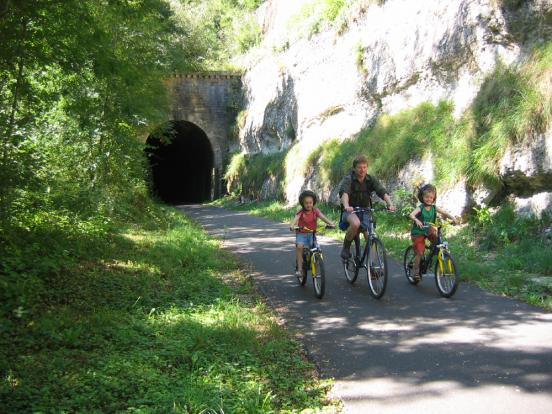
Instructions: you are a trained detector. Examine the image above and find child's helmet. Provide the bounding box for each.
[299,189,317,208]
[417,183,437,203]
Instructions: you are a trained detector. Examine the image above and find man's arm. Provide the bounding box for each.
[341,193,354,212]
[382,193,396,212]
[339,174,353,212]
[370,176,396,211]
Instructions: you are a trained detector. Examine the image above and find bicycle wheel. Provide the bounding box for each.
[403,245,419,285]
[343,257,358,284]
[367,238,388,299]
[312,253,326,299]
[298,252,308,286]
[434,251,459,298]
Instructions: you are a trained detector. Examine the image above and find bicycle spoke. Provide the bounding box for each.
[403,246,420,285]
[343,257,358,284]
[367,238,388,299]
[313,254,325,299]
[434,252,459,298]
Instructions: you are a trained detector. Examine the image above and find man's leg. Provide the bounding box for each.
[341,213,360,260]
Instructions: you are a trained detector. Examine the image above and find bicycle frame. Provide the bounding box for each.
[403,219,459,297]
[350,208,379,266]
[342,207,389,298]
[294,225,329,299]
[420,224,451,274]
[304,232,323,272]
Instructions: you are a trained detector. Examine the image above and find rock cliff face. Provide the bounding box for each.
[236,0,552,216]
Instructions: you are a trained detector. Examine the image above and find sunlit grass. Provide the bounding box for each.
[0,205,337,413]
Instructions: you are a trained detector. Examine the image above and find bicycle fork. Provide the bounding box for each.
[436,243,452,274]
[310,250,322,276]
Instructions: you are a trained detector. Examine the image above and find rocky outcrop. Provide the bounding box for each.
[236,0,552,215]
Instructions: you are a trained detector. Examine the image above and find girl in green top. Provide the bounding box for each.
[409,184,458,281]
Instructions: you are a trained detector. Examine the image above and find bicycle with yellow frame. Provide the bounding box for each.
[403,220,459,298]
[294,225,333,299]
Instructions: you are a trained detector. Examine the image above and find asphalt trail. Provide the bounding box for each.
[179,204,552,414]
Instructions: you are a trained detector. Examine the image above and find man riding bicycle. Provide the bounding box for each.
[339,155,396,260]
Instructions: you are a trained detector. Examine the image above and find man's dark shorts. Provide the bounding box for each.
[340,210,370,231]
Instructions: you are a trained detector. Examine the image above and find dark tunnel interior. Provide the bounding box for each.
[145,121,214,204]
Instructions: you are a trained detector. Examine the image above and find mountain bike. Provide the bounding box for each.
[403,220,459,298]
[294,226,333,299]
[342,207,389,299]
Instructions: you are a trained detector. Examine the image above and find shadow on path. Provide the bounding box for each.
[179,204,552,414]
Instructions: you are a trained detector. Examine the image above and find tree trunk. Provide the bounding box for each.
[0,17,27,225]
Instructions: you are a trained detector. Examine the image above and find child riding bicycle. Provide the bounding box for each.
[290,190,336,278]
[409,183,459,282]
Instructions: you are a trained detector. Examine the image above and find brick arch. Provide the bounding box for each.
[167,72,242,198]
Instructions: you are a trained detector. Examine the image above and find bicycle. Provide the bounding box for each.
[403,220,459,298]
[342,207,389,299]
[294,225,333,299]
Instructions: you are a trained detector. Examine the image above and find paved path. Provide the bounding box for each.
[179,204,552,414]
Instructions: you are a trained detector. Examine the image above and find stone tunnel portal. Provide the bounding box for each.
[146,121,214,204]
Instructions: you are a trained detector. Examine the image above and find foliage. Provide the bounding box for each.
[0,205,335,412]
[286,0,349,39]
[169,0,263,69]
[355,42,367,74]
[308,101,456,188]
[0,0,193,230]
[225,151,288,200]
[467,48,552,186]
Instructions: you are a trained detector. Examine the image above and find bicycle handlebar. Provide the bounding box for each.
[349,206,392,214]
[291,225,336,232]
[422,218,457,229]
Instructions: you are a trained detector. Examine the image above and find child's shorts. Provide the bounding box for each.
[296,232,314,247]
[411,228,437,255]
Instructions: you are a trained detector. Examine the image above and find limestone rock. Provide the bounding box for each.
[235,0,552,217]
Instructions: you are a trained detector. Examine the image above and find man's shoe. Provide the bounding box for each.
[341,241,351,260]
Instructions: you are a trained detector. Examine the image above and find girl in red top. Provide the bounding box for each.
[290,190,335,278]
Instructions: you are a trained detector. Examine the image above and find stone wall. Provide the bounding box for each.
[169,72,242,171]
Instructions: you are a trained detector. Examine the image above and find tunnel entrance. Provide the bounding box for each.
[145,121,214,204]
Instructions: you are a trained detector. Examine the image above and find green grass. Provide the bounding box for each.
[225,151,288,200]
[0,205,337,413]
[213,196,552,310]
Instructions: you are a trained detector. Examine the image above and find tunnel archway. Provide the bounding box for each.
[146,121,214,204]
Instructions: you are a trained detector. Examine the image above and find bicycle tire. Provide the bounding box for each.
[298,252,308,286]
[312,253,325,299]
[344,238,360,284]
[367,238,388,299]
[403,245,419,285]
[434,251,459,298]
[343,257,358,284]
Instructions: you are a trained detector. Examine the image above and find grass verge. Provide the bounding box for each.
[213,196,552,311]
[0,205,338,413]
